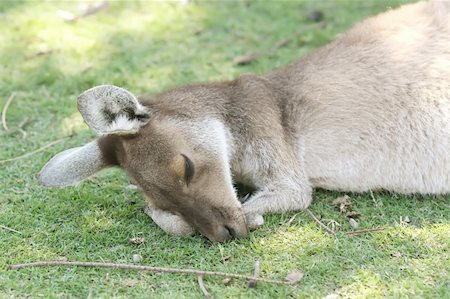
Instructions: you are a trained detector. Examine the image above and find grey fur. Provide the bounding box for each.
[38,141,105,187]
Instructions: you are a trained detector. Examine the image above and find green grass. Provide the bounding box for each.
[1,0,448,298]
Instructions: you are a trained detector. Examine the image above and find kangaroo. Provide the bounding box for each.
[38,1,450,242]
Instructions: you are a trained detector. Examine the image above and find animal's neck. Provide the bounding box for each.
[218,73,295,185]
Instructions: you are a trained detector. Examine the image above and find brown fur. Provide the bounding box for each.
[39,1,449,242]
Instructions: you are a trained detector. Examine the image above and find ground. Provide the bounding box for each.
[0,0,449,298]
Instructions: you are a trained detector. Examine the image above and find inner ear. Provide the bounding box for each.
[181,154,195,185]
[78,85,150,136]
[172,154,195,185]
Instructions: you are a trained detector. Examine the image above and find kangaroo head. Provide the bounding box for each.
[38,85,248,242]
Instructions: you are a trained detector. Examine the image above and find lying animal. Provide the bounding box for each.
[39,0,449,242]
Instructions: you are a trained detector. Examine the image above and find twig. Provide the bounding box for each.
[0,224,22,234]
[234,22,324,66]
[4,116,30,138]
[0,137,69,164]
[57,1,109,22]
[2,92,16,131]
[18,128,28,139]
[79,1,109,18]
[346,228,385,236]
[18,116,31,129]
[305,209,336,235]
[286,213,300,226]
[247,260,260,288]
[28,49,53,59]
[8,261,296,285]
[4,127,28,138]
[197,275,212,299]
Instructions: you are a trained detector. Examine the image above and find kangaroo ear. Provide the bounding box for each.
[78,85,150,135]
[38,140,107,187]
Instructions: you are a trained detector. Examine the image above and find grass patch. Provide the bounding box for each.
[1,0,448,297]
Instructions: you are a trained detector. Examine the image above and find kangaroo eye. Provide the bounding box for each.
[181,154,195,185]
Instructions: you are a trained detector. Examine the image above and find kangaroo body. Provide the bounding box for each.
[274,1,450,194]
[39,1,450,242]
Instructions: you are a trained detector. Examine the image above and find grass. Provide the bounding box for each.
[0,0,448,298]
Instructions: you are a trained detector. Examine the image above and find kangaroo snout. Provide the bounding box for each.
[208,222,249,243]
[179,204,248,242]
[215,223,248,242]
[213,215,249,242]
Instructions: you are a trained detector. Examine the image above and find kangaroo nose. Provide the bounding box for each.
[225,225,236,238]
[215,225,234,242]
[213,223,248,242]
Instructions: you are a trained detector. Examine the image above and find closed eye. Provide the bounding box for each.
[181,154,195,185]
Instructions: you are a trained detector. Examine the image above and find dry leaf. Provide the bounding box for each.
[222,278,232,286]
[346,211,361,219]
[307,10,324,22]
[285,269,304,284]
[233,52,262,65]
[129,237,146,245]
[56,256,68,262]
[272,38,292,51]
[132,254,142,263]
[124,278,138,287]
[333,195,352,213]
[29,49,53,59]
[392,252,402,258]
[349,218,359,229]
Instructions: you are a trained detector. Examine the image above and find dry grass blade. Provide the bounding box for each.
[8,261,296,285]
[346,228,385,236]
[0,137,69,164]
[197,275,212,299]
[305,209,336,235]
[2,92,16,131]
[0,224,22,234]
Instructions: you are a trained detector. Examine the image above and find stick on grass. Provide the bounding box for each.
[346,228,385,236]
[0,224,22,234]
[8,261,296,285]
[305,209,336,235]
[2,92,16,131]
[247,260,260,288]
[197,275,212,299]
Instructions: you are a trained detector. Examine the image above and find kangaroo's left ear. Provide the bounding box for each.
[78,85,150,135]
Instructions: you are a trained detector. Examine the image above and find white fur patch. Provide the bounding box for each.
[104,114,142,135]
